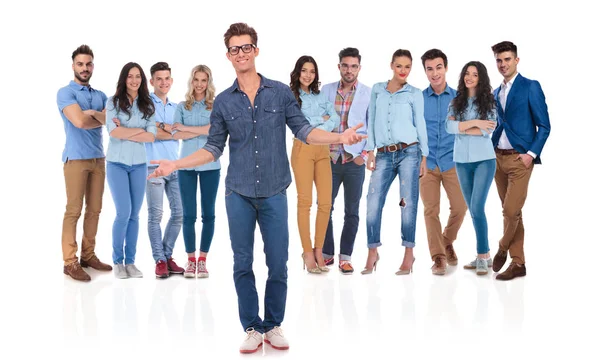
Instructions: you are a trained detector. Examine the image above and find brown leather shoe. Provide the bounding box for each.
[492,249,508,272]
[431,255,447,275]
[64,262,91,282]
[495,263,526,281]
[81,256,113,271]
[445,244,458,266]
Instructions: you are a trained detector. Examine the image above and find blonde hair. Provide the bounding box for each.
[185,65,216,111]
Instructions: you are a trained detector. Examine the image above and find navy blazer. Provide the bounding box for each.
[493,74,550,164]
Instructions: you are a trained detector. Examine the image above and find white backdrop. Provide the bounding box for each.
[1,0,597,358]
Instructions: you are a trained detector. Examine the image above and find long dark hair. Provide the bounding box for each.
[451,61,494,120]
[289,55,320,107]
[112,62,154,119]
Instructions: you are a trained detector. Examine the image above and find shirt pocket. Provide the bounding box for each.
[263,106,284,128]
[223,111,245,136]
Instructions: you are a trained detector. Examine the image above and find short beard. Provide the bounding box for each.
[74,71,92,84]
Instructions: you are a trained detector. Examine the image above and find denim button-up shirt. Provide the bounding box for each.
[366,82,429,157]
[174,99,220,172]
[299,89,340,132]
[423,85,457,172]
[446,97,497,163]
[106,97,157,166]
[203,75,314,198]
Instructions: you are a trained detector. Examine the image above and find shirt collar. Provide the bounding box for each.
[230,73,272,93]
[151,92,175,106]
[69,80,92,91]
[337,80,357,92]
[501,72,519,88]
[426,84,451,97]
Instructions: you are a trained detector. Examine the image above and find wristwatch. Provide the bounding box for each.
[159,122,165,130]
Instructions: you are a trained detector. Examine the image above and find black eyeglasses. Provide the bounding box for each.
[228,44,256,55]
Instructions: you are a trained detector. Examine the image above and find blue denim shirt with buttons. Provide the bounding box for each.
[203,74,314,198]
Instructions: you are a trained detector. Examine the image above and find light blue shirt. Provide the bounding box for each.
[446,97,497,163]
[366,82,429,157]
[57,81,107,162]
[174,100,221,172]
[299,89,340,132]
[145,93,179,164]
[106,96,157,166]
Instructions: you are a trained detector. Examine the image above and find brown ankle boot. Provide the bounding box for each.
[64,262,91,282]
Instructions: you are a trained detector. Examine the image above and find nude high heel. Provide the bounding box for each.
[361,252,380,275]
[314,248,329,272]
[302,253,321,274]
[395,257,415,275]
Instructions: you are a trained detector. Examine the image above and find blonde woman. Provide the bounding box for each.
[172,65,221,278]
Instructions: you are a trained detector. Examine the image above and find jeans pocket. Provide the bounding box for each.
[225,188,234,197]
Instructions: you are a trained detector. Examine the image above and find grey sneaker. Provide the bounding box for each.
[114,264,128,279]
[464,257,492,270]
[125,264,143,278]
[476,258,489,275]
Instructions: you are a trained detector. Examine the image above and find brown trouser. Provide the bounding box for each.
[291,139,332,253]
[420,166,467,259]
[62,158,105,265]
[494,152,533,265]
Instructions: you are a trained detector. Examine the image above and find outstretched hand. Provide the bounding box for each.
[340,123,368,145]
[147,160,177,179]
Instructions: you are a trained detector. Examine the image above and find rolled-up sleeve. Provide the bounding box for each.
[445,104,460,134]
[106,101,118,134]
[145,113,157,136]
[285,89,313,143]
[203,101,228,160]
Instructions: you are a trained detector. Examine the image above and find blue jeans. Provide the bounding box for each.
[225,188,288,333]
[366,146,421,248]
[107,161,147,264]
[324,161,365,260]
[178,169,220,254]
[455,159,496,255]
[146,167,183,263]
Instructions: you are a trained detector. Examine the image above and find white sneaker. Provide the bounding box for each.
[125,264,143,278]
[264,326,289,350]
[239,327,263,354]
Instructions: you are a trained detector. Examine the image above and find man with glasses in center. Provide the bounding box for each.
[321,47,371,274]
[148,23,366,353]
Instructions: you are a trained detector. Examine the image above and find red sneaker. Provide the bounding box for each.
[167,258,184,274]
[155,260,169,278]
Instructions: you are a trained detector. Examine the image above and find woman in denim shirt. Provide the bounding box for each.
[362,49,429,275]
[445,61,497,275]
[289,56,340,274]
[172,65,221,279]
[106,62,157,279]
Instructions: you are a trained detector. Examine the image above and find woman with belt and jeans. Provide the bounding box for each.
[362,49,428,275]
[445,61,497,275]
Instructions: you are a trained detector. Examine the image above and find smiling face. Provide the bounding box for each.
[126,66,142,95]
[72,54,94,85]
[495,50,519,82]
[424,57,447,89]
[150,70,172,98]
[192,70,208,97]
[463,65,479,94]
[391,56,412,85]
[226,34,259,74]
[299,62,316,91]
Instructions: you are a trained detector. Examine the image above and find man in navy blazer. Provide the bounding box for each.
[490,41,551,280]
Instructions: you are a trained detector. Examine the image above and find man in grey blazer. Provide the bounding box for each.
[321,47,371,274]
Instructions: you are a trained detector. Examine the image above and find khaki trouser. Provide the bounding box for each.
[62,158,105,265]
[291,139,332,253]
[494,153,534,265]
[420,166,467,259]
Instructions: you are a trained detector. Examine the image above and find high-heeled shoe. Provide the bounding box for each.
[302,253,321,274]
[361,252,380,275]
[313,249,329,272]
[395,257,415,275]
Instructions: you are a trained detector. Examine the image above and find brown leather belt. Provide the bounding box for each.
[377,142,417,153]
[495,148,519,155]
